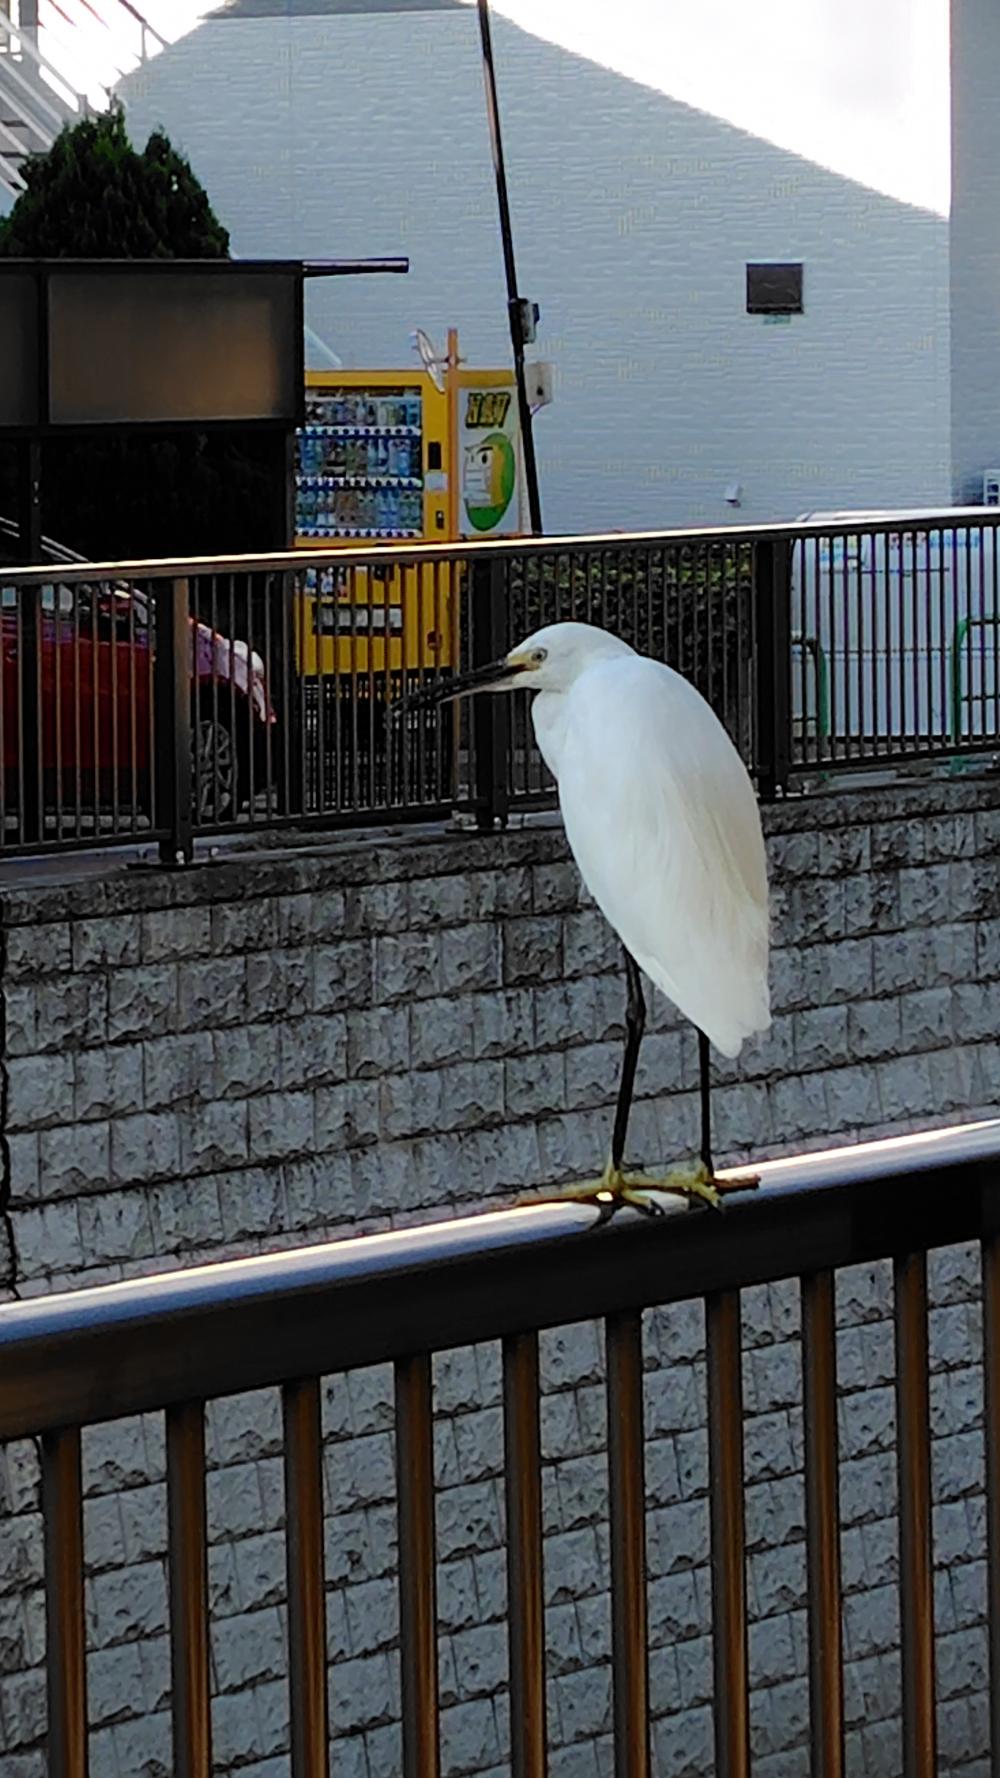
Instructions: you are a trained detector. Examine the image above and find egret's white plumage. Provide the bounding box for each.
[505,622,771,1057]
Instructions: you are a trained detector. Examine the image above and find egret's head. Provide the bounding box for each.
[427,620,635,704]
[496,622,634,692]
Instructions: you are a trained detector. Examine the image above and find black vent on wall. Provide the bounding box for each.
[746,263,803,315]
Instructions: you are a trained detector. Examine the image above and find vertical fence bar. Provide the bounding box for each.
[606,1309,651,1778]
[261,570,275,820]
[992,528,1000,749]
[19,579,41,847]
[739,541,752,764]
[52,571,64,841]
[821,530,836,768]
[166,1399,212,1778]
[282,568,301,820]
[142,578,157,830]
[470,553,509,828]
[706,1289,750,1778]
[503,1331,547,1778]
[894,1252,936,1778]
[801,1270,844,1778]
[227,572,239,819]
[431,559,445,802]
[244,573,258,815]
[365,561,377,813]
[155,576,193,864]
[108,576,120,835]
[283,1378,329,1778]
[395,1353,440,1778]
[868,529,879,757]
[317,567,331,816]
[983,1232,1000,1778]
[753,537,792,798]
[843,536,861,768]
[880,530,892,756]
[16,439,42,845]
[924,532,936,760]
[127,582,139,831]
[903,531,914,749]
[42,1427,88,1778]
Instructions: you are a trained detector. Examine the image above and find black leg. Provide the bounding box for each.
[697,1027,714,1178]
[610,949,645,1171]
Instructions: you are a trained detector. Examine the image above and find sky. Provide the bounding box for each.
[474,0,949,215]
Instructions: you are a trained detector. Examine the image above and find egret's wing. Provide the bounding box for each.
[552,656,771,1056]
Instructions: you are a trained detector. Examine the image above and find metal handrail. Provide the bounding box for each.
[0,3,80,197]
[1,1119,997,1442]
[3,504,1000,589]
[34,0,129,87]
[2,508,999,861]
[0,108,30,170]
[46,0,167,56]
[0,0,169,192]
[5,1117,1000,1778]
[0,7,86,119]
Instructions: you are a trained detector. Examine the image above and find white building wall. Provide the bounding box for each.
[120,0,953,533]
[950,0,1000,503]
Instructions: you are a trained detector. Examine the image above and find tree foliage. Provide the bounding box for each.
[0,107,285,559]
[0,103,229,258]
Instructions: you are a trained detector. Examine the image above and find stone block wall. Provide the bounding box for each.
[1,777,999,1775]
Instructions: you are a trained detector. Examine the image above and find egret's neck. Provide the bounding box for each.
[529,688,569,780]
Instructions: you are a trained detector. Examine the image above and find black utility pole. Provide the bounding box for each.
[476,0,543,536]
[17,438,42,844]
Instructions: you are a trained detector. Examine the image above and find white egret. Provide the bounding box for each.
[418,621,771,1211]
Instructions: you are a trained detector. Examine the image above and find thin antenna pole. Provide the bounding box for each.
[476,0,544,536]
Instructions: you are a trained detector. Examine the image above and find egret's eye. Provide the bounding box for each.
[532,647,548,665]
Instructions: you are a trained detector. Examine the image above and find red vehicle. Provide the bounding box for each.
[0,524,275,825]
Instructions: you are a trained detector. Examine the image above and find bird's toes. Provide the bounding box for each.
[636,1194,666,1219]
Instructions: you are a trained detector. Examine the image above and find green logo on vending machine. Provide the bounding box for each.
[463,430,516,532]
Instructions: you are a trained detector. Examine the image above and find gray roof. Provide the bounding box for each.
[216,0,464,16]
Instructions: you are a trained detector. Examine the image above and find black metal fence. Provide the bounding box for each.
[1,507,998,860]
[1,1121,998,1777]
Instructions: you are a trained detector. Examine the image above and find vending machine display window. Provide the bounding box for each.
[296,385,425,540]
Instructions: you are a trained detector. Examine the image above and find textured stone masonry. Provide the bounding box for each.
[1,779,999,1775]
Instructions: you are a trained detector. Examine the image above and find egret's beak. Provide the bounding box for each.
[395,654,527,714]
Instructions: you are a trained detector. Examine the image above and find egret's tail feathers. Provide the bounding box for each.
[636,948,771,1060]
[708,997,771,1060]
[707,971,771,1058]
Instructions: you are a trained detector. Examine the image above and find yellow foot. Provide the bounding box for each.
[518,1160,721,1216]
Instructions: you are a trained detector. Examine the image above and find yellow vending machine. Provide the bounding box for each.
[291,332,526,807]
[293,334,523,681]
[294,368,450,684]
